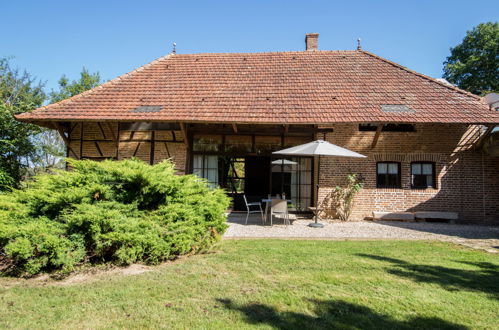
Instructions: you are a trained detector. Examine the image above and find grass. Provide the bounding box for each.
[0,240,498,329]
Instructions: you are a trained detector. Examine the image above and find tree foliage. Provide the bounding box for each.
[443,22,499,95]
[49,68,101,103]
[0,57,45,188]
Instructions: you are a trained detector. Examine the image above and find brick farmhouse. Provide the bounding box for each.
[17,34,499,223]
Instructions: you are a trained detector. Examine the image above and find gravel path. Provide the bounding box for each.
[224,213,499,253]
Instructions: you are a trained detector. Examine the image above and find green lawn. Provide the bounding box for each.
[1,240,498,329]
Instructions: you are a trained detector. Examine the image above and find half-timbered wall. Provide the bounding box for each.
[68,122,187,174]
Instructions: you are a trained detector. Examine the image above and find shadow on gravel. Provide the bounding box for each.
[217,298,467,330]
[357,254,499,300]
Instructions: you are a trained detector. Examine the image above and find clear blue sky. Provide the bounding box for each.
[2,0,498,92]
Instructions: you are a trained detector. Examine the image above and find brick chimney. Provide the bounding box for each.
[305,33,319,51]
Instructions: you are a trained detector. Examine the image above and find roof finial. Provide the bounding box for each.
[357,38,362,50]
[172,42,177,54]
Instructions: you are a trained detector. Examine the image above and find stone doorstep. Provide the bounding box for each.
[373,211,459,222]
[414,211,459,220]
[372,211,415,221]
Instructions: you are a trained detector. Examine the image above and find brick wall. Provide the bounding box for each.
[317,123,499,223]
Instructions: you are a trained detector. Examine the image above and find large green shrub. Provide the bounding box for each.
[0,159,230,276]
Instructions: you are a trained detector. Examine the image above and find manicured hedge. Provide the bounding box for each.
[0,159,230,276]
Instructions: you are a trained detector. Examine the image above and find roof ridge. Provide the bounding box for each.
[358,50,482,101]
[173,50,357,56]
[18,53,175,117]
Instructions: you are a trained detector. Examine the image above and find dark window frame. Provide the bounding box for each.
[359,123,416,132]
[376,162,402,188]
[410,161,436,189]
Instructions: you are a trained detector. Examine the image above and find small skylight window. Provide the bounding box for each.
[381,104,415,113]
[131,106,163,113]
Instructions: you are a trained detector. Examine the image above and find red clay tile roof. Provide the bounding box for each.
[16,50,499,124]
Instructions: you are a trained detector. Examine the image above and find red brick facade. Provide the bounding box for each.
[317,123,499,223]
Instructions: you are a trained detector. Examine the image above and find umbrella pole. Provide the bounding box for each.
[309,154,324,228]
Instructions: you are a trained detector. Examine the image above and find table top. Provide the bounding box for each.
[262,198,292,203]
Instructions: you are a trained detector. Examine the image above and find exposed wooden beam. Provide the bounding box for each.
[150,131,155,165]
[133,142,141,157]
[94,141,103,157]
[51,122,79,158]
[232,123,238,133]
[68,122,77,136]
[475,125,495,149]
[179,122,189,147]
[97,122,107,139]
[189,125,333,136]
[52,122,69,144]
[371,124,383,149]
[164,142,171,158]
[106,122,118,141]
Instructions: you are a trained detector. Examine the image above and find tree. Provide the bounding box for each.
[0,57,45,189]
[443,22,499,95]
[30,68,103,173]
[50,68,101,102]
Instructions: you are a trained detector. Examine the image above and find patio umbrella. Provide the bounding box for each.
[273,140,367,228]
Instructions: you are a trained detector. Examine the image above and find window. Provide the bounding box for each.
[411,162,435,189]
[193,155,219,188]
[359,123,415,132]
[271,157,312,211]
[376,162,401,188]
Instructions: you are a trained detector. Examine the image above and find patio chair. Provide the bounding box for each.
[270,198,290,227]
[243,195,264,225]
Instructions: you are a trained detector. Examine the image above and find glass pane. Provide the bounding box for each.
[413,175,425,187]
[193,155,203,169]
[377,163,387,174]
[377,174,387,186]
[193,134,221,152]
[290,184,298,200]
[299,158,312,171]
[300,171,312,184]
[206,155,218,169]
[422,163,432,175]
[206,169,218,184]
[412,163,421,175]
[300,185,311,198]
[284,136,310,148]
[426,175,434,187]
[225,135,252,153]
[388,163,398,174]
[255,136,281,154]
[387,174,398,186]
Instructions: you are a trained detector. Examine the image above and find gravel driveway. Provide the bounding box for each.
[224,213,499,253]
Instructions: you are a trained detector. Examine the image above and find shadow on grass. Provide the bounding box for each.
[217,298,467,330]
[374,221,499,239]
[356,254,499,300]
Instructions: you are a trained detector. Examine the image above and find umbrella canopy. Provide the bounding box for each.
[272,140,367,158]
